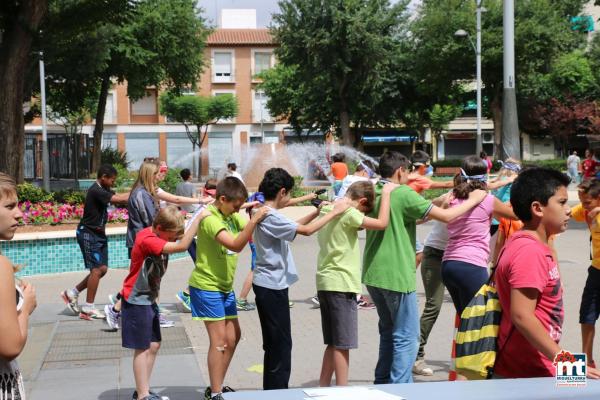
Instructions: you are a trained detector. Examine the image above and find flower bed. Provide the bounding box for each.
[19,201,128,225]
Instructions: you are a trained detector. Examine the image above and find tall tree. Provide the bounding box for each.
[89,0,209,173]
[0,0,48,181]
[266,0,410,145]
[40,0,210,174]
[410,0,587,155]
[159,92,238,177]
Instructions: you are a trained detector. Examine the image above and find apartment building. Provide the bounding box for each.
[25,14,285,178]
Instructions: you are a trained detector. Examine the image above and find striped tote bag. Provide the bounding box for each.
[454,281,502,380]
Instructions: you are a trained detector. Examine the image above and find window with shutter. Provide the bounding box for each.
[213,52,233,82]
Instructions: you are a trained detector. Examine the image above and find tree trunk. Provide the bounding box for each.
[92,72,111,173]
[0,0,48,182]
[490,89,503,159]
[339,109,354,146]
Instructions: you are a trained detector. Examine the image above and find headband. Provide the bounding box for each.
[359,161,375,178]
[460,168,488,183]
[498,160,521,173]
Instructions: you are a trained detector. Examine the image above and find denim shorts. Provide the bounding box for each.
[121,301,161,349]
[76,225,108,269]
[580,266,600,324]
[189,287,237,321]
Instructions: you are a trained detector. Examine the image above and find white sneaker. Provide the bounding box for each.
[311,295,320,308]
[104,304,120,330]
[79,306,106,321]
[60,289,80,314]
[412,359,434,376]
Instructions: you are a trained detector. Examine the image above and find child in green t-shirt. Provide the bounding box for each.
[316,180,398,386]
[363,151,487,384]
[187,177,268,400]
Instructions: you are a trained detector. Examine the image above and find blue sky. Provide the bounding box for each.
[200,0,420,28]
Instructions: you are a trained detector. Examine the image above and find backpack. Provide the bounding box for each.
[454,250,514,380]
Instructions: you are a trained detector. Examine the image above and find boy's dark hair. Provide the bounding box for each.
[205,178,217,190]
[378,151,410,179]
[346,180,376,213]
[510,167,570,222]
[216,177,248,201]
[258,168,295,200]
[410,150,430,166]
[180,168,191,181]
[578,178,600,198]
[332,153,346,163]
[453,155,488,199]
[97,164,118,179]
[227,163,237,171]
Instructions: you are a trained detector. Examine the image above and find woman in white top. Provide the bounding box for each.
[0,173,37,400]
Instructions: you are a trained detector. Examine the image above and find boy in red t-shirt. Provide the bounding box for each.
[494,168,600,379]
[121,205,208,400]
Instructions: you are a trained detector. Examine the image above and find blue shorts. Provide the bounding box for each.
[121,300,161,349]
[76,225,108,269]
[580,266,600,325]
[250,242,257,271]
[189,287,237,321]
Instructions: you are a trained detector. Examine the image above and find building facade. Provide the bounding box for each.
[25,27,286,179]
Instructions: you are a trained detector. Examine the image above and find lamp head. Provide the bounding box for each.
[454,29,469,38]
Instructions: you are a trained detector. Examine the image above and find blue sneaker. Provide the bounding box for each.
[176,291,191,312]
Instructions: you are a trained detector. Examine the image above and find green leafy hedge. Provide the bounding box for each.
[432,158,566,173]
[17,183,54,203]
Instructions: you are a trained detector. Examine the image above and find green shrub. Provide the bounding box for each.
[54,190,86,204]
[158,168,182,193]
[522,159,566,171]
[101,147,129,168]
[17,183,54,203]
[114,164,136,191]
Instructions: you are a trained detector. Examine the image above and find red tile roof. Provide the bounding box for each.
[207,29,275,46]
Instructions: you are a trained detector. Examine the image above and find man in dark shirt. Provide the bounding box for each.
[61,164,129,320]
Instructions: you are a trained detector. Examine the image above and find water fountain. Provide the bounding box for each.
[239,142,380,190]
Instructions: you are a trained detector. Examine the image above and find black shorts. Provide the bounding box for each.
[580,266,600,325]
[318,291,358,350]
[76,225,108,269]
[121,300,161,350]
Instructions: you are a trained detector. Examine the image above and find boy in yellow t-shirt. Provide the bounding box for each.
[187,177,268,400]
[572,178,600,368]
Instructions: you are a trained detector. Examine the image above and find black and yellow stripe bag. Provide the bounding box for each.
[454,260,513,380]
[454,275,501,380]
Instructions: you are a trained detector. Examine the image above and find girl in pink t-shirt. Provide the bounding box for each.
[441,155,516,315]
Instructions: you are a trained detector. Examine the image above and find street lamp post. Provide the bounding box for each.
[39,51,50,192]
[455,0,484,155]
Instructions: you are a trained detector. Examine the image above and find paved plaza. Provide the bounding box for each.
[16,195,596,399]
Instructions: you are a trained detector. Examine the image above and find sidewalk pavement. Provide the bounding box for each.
[17,203,593,399]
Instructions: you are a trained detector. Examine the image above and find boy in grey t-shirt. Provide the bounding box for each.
[175,168,198,213]
[252,168,348,390]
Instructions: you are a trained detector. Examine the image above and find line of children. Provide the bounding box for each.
[251,168,350,390]
[120,205,209,400]
[494,168,600,379]
[362,151,488,384]
[441,155,516,317]
[316,180,399,386]
[61,164,129,320]
[187,177,269,400]
[571,178,600,369]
